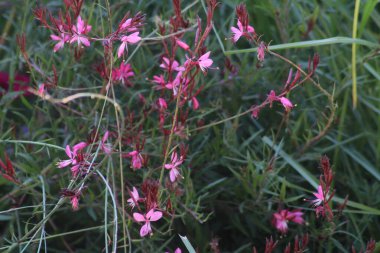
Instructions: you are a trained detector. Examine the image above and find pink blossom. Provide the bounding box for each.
[101,131,112,155]
[160,57,185,72]
[127,187,141,208]
[164,152,184,182]
[157,98,167,110]
[128,150,143,169]
[251,105,260,118]
[165,71,189,96]
[272,209,304,234]
[176,39,190,51]
[120,18,138,32]
[166,248,182,253]
[152,75,166,90]
[279,97,293,111]
[133,209,163,237]
[267,90,277,108]
[70,16,92,47]
[311,185,325,207]
[198,51,213,72]
[257,42,265,62]
[230,20,255,43]
[57,142,87,169]
[191,96,200,110]
[71,195,79,211]
[113,62,134,86]
[50,27,69,52]
[117,32,141,58]
[38,83,45,96]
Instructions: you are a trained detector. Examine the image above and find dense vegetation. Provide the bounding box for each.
[0,0,379,252]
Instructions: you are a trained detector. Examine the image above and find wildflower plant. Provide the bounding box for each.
[0,0,379,252]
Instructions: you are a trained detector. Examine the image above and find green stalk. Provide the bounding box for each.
[224,37,378,55]
[352,0,361,108]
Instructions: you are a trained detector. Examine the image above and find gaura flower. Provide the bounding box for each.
[120,18,138,32]
[185,52,213,73]
[176,38,190,51]
[197,51,213,72]
[113,62,134,86]
[128,150,143,170]
[267,90,277,108]
[166,248,182,253]
[157,98,168,110]
[164,152,184,182]
[191,96,200,110]
[272,209,304,234]
[101,131,112,155]
[133,209,163,237]
[160,57,185,72]
[50,26,69,52]
[71,195,80,211]
[231,19,255,43]
[38,83,45,96]
[279,97,293,111]
[257,42,266,62]
[311,185,325,207]
[117,32,141,58]
[69,16,92,47]
[127,187,141,208]
[57,142,87,169]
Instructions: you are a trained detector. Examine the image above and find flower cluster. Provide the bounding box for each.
[56,131,112,210]
[307,155,336,220]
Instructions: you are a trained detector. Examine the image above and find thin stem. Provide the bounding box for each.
[352,0,361,107]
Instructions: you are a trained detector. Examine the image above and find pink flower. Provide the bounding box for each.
[166,248,182,253]
[113,62,134,86]
[101,131,112,155]
[164,152,184,182]
[133,209,163,237]
[231,20,255,43]
[70,16,92,47]
[197,51,213,72]
[279,97,293,111]
[50,26,69,52]
[120,18,138,32]
[311,185,325,207]
[127,187,141,208]
[191,96,199,110]
[57,142,87,168]
[290,210,305,224]
[157,98,167,110]
[128,150,143,169]
[38,83,45,96]
[176,39,190,51]
[165,71,190,96]
[117,32,141,58]
[160,57,185,72]
[272,209,304,234]
[257,42,265,62]
[251,105,260,119]
[267,90,277,108]
[152,75,166,90]
[71,195,79,211]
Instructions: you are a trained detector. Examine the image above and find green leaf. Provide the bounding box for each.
[179,235,196,253]
[224,37,379,55]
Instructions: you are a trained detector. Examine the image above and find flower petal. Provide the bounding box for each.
[133,212,145,222]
